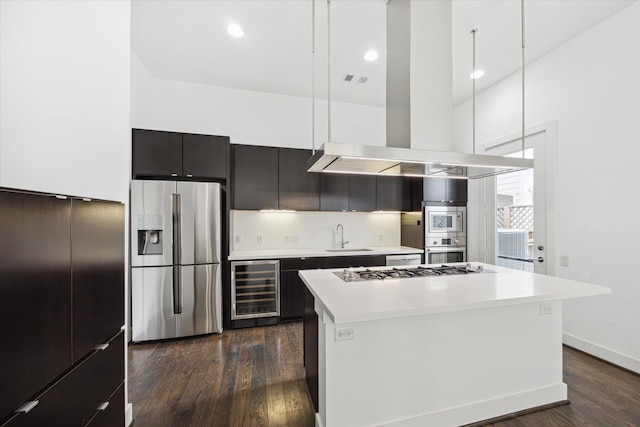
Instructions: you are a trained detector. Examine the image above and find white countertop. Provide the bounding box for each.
[299,263,611,324]
[228,246,423,261]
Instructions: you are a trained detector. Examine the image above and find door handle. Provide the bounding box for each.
[537,257,544,262]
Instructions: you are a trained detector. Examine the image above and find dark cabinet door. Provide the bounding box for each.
[183,134,228,180]
[132,129,182,178]
[348,175,376,211]
[326,255,386,269]
[0,191,72,420]
[278,148,319,211]
[376,176,408,211]
[424,177,468,203]
[446,178,468,203]
[320,174,349,211]
[280,270,305,320]
[71,199,125,363]
[407,177,424,211]
[232,145,279,210]
[423,177,446,202]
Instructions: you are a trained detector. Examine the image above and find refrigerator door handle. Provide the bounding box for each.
[172,266,182,314]
[172,193,183,314]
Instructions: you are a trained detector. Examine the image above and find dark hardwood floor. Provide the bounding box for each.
[128,322,640,427]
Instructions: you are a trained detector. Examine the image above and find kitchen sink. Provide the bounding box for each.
[325,248,373,252]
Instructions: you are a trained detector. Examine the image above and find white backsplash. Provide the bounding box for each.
[231,210,401,251]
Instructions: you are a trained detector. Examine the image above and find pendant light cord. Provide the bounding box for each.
[521,0,526,158]
[327,0,332,144]
[311,0,316,154]
[471,28,477,155]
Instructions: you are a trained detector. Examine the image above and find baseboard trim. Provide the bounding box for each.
[126,402,134,426]
[563,333,640,374]
[461,400,570,426]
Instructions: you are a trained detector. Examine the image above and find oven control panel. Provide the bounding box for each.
[428,237,466,247]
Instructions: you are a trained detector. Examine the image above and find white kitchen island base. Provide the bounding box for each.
[300,264,609,427]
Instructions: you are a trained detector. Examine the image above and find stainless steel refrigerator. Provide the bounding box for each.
[130,180,223,342]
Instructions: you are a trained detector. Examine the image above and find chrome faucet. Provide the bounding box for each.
[336,224,349,249]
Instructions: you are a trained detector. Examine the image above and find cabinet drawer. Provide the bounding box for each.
[280,257,326,271]
[3,331,124,427]
[326,255,386,269]
[85,382,125,427]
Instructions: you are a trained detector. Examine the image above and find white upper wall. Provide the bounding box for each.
[131,50,385,149]
[453,2,640,371]
[0,0,131,203]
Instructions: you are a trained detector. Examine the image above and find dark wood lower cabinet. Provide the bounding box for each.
[2,331,124,427]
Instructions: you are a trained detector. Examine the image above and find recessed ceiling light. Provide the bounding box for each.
[364,50,379,62]
[227,23,244,38]
[470,69,485,79]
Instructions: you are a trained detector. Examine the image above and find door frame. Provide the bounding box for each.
[474,120,557,276]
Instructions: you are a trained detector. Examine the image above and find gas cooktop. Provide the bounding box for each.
[334,264,487,282]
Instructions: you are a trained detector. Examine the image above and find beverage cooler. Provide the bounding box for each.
[231,260,280,320]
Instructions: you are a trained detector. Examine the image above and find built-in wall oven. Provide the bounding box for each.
[424,205,466,264]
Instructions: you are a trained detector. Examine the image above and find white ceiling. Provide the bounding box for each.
[131,0,636,108]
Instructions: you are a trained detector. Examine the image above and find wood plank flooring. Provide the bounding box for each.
[128,322,640,426]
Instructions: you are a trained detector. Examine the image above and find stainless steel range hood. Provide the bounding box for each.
[307,1,533,180]
[307,142,533,179]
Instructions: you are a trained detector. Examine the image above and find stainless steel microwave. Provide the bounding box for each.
[424,206,466,235]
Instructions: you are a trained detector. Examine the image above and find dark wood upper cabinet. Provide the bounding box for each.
[71,199,125,363]
[232,144,279,210]
[0,191,72,419]
[423,177,468,203]
[132,129,229,180]
[320,174,349,211]
[182,134,228,180]
[278,148,319,211]
[132,129,182,177]
[348,175,376,211]
[376,176,408,211]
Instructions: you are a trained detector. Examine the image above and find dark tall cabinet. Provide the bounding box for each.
[0,188,125,426]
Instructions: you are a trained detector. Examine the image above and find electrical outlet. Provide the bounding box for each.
[540,302,553,315]
[378,234,384,242]
[235,235,243,244]
[291,235,298,243]
[257,235,263,245]
[284,235,289,243]
[560,255,569,267]
[334,327,355,341]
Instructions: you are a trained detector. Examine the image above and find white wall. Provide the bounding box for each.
[231,210,400,252]
[0,0,131,203]
[453,2,640,372]
[130,50,385,149]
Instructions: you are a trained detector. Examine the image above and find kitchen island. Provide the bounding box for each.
[299,264,610,427]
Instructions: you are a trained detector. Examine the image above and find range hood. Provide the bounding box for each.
[307,142,533,179]
[307,1,533,180]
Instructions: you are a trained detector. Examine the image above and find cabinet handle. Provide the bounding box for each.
[55,195,68,200]
[97,401,110,411]
[95,343,109,351]
[171,173,178,177]
[186,174,193,178]
[15,400,39,414]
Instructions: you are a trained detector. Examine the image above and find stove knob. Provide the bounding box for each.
[454,239,459,245]
[433,240,438,245]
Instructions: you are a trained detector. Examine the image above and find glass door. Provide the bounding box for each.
[484,132,547,274]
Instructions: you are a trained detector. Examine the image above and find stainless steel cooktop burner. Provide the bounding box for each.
[334,264,486,282]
